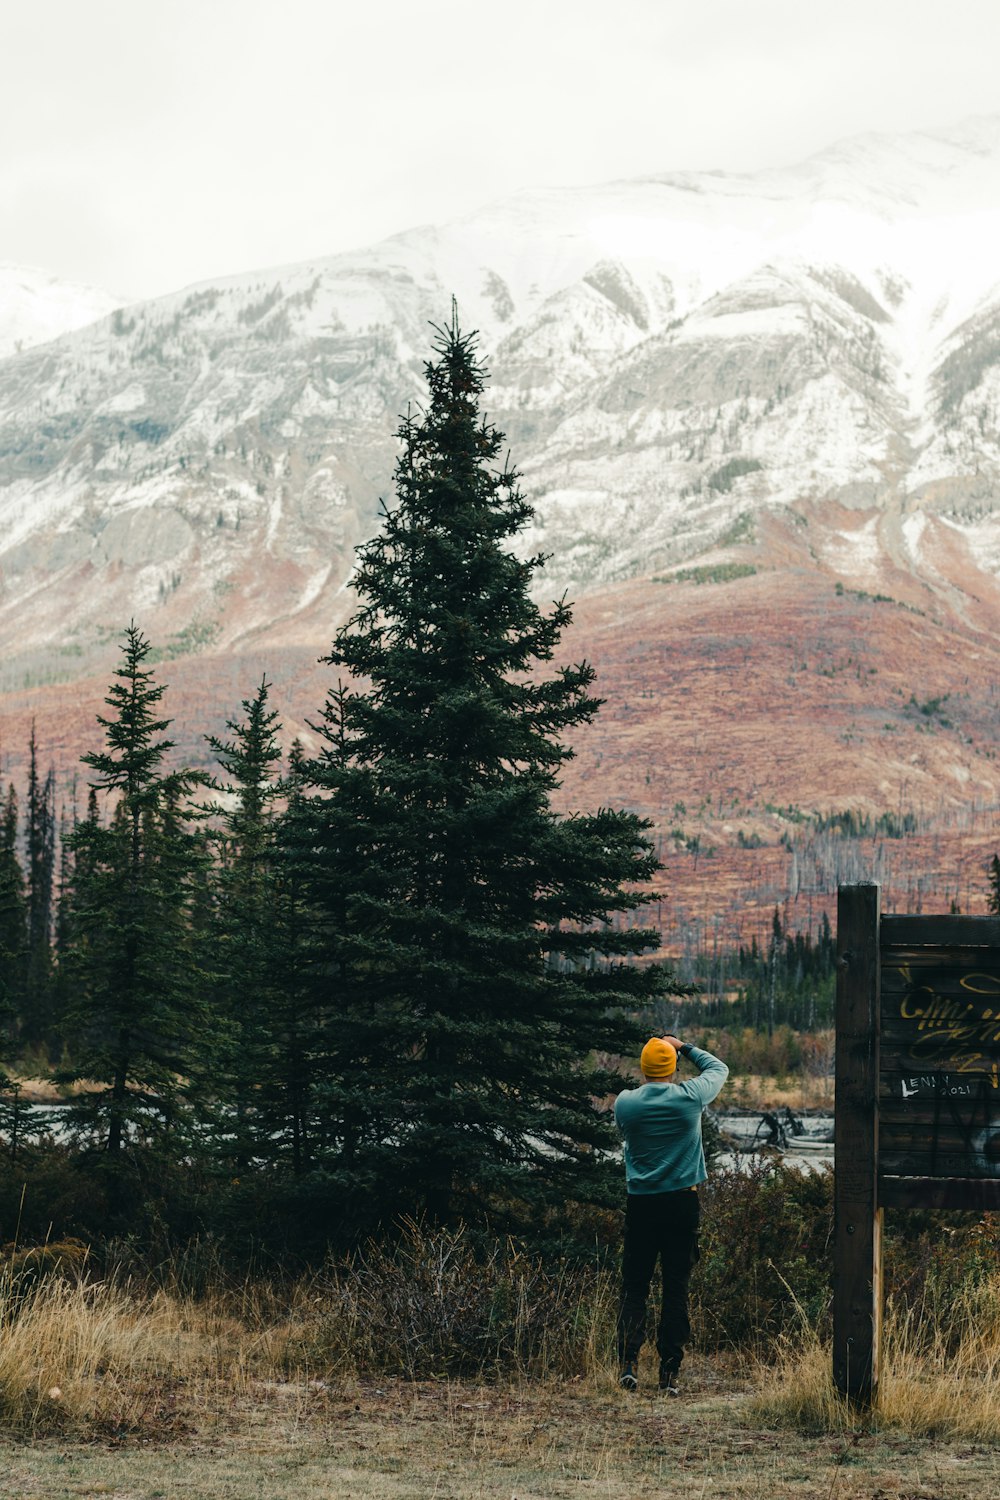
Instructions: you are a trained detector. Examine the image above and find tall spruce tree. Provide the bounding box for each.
[62,625,211,1168]
[292,311,677,1232]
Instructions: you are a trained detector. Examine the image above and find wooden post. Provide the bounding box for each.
[833,883,882,1404]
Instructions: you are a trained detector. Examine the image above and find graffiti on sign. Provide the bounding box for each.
[880,952,1000,1180]
[886,964,1000,1071]
[899,1072,984,1099]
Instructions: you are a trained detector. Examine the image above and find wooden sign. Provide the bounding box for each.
[879,913,1000,1208]
[833,884,881,1405]
[833,887,1000,1404]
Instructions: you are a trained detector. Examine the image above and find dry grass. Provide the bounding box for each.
[0,1368,996,1500]
[0,1263,994,1497]
[726,1073,835,1112]
[751,1271,1000,1442]
[0,1262,309,1436]
[0,1234,996,1497]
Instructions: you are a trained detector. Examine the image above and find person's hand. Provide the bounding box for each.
[661,1034,682,1050]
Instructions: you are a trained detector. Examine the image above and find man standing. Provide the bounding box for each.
[614,1033,729,1394]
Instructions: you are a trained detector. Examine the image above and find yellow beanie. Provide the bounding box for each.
[640,1037,677,1079]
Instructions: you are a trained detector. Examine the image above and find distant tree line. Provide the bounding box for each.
[668,908,837,1034]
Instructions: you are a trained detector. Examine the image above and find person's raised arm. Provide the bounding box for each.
[663,1036,728,1105]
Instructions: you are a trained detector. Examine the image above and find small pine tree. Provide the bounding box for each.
[0,782,26,1072]
[291,311,679,1234]
[988,855,1000,915]
[202,677,288,1171]
[61,625,212,1173]
[22,723,57,1049]
[50,789,80,1040]
[262,736,327,1180]
[223,733,329,1185]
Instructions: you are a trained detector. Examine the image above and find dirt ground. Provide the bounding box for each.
[0,1360,996,1500]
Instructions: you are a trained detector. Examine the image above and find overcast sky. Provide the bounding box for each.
[3,0,1000,303]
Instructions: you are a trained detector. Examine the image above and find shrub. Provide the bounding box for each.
[706,458,763,494]
[307,1219,614,1380]
[654,562,758,586]
[692,1163,833,1352]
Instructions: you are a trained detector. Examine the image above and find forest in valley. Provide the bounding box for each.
[0,318,672,1259]
[0,318,852,1265]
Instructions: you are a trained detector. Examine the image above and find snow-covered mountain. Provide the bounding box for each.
[0,265,119,360]
[3,117,1000,687]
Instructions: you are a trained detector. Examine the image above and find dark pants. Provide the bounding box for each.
[617,1189,700,1373]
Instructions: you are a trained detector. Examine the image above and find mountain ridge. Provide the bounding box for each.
[5,116,1000,936]
[0,263,120,361]
[1,117,1000,738]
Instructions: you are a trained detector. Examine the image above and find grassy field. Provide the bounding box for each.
[0,1363,997,1500]
[0,1202,995,1499]
[0,1256,997,1500]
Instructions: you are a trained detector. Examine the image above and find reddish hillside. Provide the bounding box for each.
[559,558,1000,948]
[3,510,1000,954]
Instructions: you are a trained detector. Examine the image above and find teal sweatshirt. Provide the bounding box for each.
[614,1045,729,1194]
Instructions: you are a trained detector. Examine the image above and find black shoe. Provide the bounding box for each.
[619,1361,638,1392]
[658,1364,680,1395]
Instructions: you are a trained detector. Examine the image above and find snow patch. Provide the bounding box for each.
[903,514,927,557]
[678,306,805,342]
[295,563,333,613]
[828,516,882,575]
[104,383,147,414]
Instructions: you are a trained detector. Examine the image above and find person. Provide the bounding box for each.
[614,1033,729,1394]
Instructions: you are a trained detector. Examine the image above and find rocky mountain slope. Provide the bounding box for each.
[3,119,1000,937]
[2,117,1000,695]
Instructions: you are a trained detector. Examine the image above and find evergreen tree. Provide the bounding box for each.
[202,677,287,1170]
[48,785,89,1057]
[291,311,677,1233]
[54,803,74,959]
[22,723,56,1049]
[988,854,1000,915]
[62,625,211,1170]
[0,782,26,1067]
[214,732,328,1186]
[261,736,324,1180]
